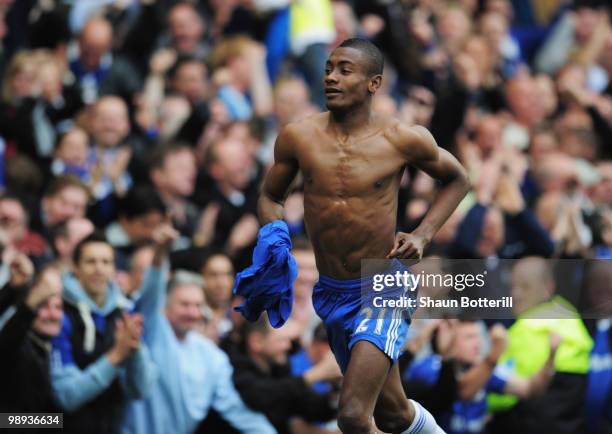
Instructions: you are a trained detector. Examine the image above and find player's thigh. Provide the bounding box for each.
[373,362,413,422]
[339,340,392,414]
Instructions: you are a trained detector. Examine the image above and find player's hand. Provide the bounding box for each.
[386,232,427,260]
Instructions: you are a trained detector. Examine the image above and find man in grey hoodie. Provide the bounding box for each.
[50,232,157,434]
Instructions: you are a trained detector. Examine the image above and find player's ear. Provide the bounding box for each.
[368,74,382,94]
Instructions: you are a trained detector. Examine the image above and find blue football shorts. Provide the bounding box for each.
[312,259,417,373]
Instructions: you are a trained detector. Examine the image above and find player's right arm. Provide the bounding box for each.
[258,125,300,225]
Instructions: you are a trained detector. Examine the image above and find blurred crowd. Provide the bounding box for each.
[0,0,610,433]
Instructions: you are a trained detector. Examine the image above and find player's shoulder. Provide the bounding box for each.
[382,119,431,146]
[275,113,326,156]
[383,120,437,161]
[281,112,328,138]
[277,113,325,148]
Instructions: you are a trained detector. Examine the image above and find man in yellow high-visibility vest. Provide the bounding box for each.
[487,257,593,434]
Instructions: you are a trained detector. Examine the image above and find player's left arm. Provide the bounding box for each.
[388,125,470,259]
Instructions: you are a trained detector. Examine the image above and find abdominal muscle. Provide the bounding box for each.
[303,190,398,280]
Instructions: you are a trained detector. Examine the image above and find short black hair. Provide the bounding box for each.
[44,175,90,200]
[149,143,193,171]
[49,220,70,256]
[73,231,112,265]
[338,38,384,76]
[118,186,166,221]
[167,55,206,81]
[239,314,271,352]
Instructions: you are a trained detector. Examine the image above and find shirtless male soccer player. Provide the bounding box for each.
[258,38,470,434]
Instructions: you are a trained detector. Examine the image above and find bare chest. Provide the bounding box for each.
[295,132,406,196]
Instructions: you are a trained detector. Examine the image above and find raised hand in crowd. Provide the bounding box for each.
[152,217,180,266]
[494,172,525,216]
[24,265,61,311]
[149,48,177,77]
[303,350,343,386]
[107,312,144,366]
[487,323,508,365]
[551,194,592,257]
[8,251,34,288]
[435,319,459,359]
[193,202,220,248]
[225,214,259,256]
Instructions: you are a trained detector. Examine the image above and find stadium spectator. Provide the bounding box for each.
[0,194,50,264]
[200,252,234,343]
[118,244,155,299]
[219,315,340,434]
[51,127,93,182]
[49,217,95,272]
[69,16,141,104]
[487,257,594,434]
[0,262,63,414]
[450,142,554,260]
[164,2,208,60]
[211,36,273,120]
[29,51,83,159]
[290,322,335,396]
[195,137,259,267]
[405,320,559,434]
[105,185,166,269]
[535,3,610,76]
[122,224,275,434]
[86,96,133,222]
[149,143,198,243]
[582,261,612,434]
[164,55,212,143]
[35,175,90,239]
[50,232,156,434]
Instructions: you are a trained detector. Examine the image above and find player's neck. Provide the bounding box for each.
[329,103,372,136]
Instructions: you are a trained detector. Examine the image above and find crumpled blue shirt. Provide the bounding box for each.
[233,220,297,328]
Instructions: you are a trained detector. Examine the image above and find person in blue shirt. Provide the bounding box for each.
[290,322,335,396]
[404,320,559,434]
[583,261,612,434]
[69,17,142,105]
[121,223,276,434]
[50,232,157,434]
